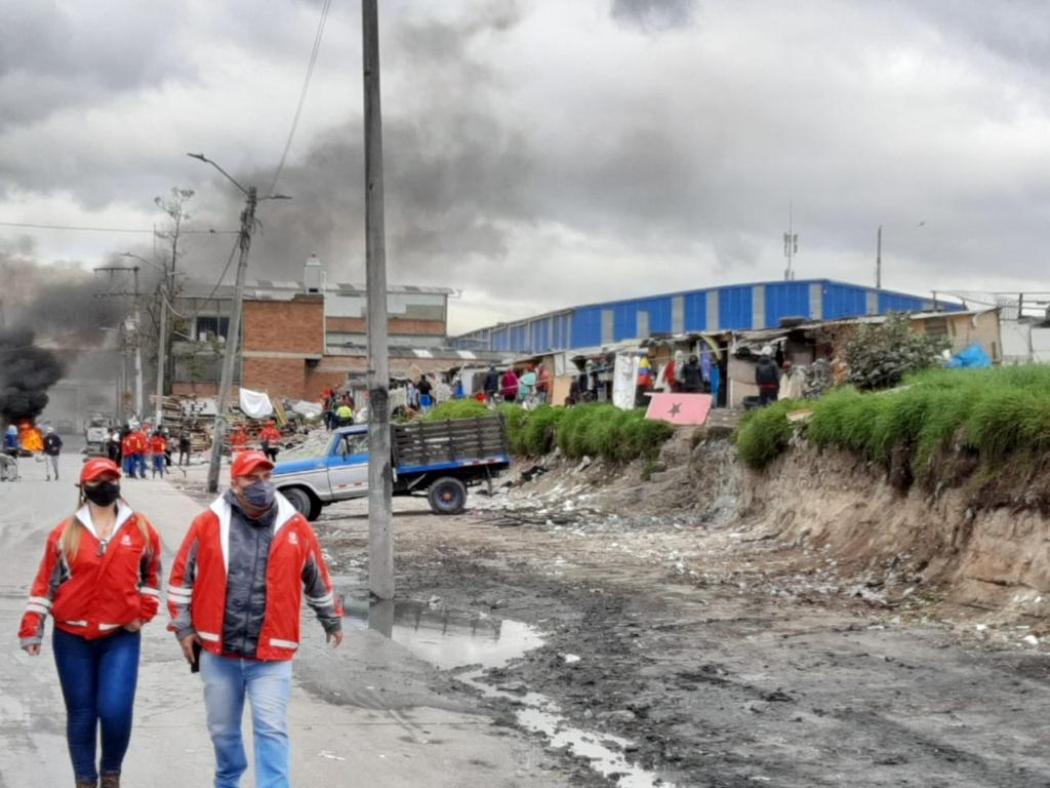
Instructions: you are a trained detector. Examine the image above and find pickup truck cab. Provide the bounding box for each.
[273,416,511,520]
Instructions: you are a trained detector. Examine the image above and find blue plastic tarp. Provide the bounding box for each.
[947,343,992,369]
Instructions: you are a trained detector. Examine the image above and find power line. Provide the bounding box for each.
[267,0,332,197]
[0,220,237,235]
[186,234,242,325]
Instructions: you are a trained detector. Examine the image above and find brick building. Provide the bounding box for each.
[170,256,487,402]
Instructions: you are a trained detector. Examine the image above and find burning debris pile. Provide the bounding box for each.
[0,328,65,425]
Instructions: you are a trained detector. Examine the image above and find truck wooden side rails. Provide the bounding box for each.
[272,415,511,520]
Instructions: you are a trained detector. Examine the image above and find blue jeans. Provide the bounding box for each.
[201,652,293,788]
[152,455,165,476]
[134,454,146,478]
[52,628,141,782]
[123,455,136,478]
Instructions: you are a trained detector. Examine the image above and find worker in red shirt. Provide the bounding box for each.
[19,458,162,788]
[229,425,249,455]
[130,427,148,480]
[120,430,137,479]
[258,420,282,463]
[150,432,168,478]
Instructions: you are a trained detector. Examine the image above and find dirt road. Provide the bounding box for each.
[310,486,1050,788]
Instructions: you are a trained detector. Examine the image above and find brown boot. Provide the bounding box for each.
[75,780,96,788]
[100,775,120,788]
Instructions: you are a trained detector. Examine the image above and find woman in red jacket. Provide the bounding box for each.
[19,458,161,788]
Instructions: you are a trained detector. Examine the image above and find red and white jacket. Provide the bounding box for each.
[167,493,343,661]
[19,503,162,647]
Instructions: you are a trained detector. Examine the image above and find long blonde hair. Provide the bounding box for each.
[60,489,148,563]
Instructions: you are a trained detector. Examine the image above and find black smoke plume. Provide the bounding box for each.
[0,327,65,423]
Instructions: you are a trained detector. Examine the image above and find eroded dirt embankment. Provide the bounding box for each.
[736,443,1050,627]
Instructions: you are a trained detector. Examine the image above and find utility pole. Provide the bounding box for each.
[363,0,394,600]
[875,225,882,290]
[187,153,288,493]
[94,264,144,421]
[154,278,167,426]
[207,187,258,493]
[132,267,143,418]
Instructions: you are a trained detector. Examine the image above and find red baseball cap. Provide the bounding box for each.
[231,450,275,479]
[81,458,121,484]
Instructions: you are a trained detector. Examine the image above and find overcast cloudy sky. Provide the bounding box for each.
[2,0,1050,333]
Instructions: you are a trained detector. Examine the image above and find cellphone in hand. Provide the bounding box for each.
[190,640,203,673]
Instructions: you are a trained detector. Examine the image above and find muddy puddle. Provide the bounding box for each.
[342,593,674,788]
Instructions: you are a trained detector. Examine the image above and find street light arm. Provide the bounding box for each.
[186,152,249,196]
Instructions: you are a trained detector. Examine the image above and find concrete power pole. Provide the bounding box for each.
[363,0,394,600]
[154,279,167,426]
[133,267,143,418]
[207,186,258,493]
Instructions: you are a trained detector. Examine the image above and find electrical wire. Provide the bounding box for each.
[187,234,242,325]
[267,0,332,197]
[0,220,237,234]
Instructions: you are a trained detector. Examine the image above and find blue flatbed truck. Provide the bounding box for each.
[272,415,511,520]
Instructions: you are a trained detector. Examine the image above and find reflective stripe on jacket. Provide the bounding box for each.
[19,503,162,647]
[167,493,343,662]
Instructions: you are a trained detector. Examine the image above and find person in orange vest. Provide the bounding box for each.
[19,458,162,788]
[258,421,282,463]
[229,425,249,455]
[168,451,342,787]
[120,430,137,479]
[130,427,148,480]
[150,432,168,478]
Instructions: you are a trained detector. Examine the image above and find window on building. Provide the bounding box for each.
[196,316,230,342]
[924,317,948,338]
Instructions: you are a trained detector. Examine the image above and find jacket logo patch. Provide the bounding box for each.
[121,534,133,547]
[288,532,299,546]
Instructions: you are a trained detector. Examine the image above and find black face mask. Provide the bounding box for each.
[84,482,121,507]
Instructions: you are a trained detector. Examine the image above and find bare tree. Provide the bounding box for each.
[142,188,195,399]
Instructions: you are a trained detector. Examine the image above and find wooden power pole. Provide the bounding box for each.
[363,0,394,599]
[207,186,258,493]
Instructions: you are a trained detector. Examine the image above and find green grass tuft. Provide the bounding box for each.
[422,400,490,422]
[736,364,1050,475]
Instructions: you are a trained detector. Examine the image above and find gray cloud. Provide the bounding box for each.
[0,2,197,128]
[611,0,697,30]
[3,0,1050,333]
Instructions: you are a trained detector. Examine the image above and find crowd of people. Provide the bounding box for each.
[321,389,356,430]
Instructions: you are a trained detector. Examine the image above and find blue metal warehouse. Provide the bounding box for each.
[453,279,955,355]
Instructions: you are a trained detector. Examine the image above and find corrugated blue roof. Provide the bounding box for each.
[454,279,959,354]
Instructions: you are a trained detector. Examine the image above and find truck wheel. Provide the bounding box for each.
[282,487,320,521]
[427,477,467,515]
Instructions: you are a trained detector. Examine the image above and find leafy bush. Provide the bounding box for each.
[846,314,950,390]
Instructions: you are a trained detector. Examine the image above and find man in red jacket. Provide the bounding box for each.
[167,451,342,787]
[258,421,282,463]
